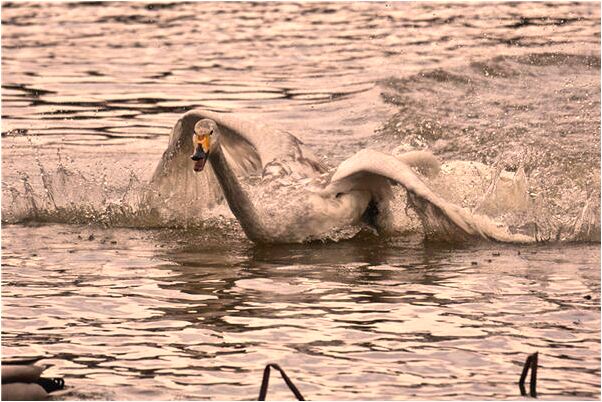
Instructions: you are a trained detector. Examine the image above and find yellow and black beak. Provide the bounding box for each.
[191,133,211,172]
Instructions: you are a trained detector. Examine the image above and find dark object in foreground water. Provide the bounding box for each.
[518,352,538,398]
[258,363,305,401]
[1,361,65,400]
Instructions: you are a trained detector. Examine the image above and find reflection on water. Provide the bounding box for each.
[1,1,601,400]
[2,225,600,400]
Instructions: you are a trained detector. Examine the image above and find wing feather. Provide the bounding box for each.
[169,110,326,177]
[149,110,326,213]
[326,149,532,243]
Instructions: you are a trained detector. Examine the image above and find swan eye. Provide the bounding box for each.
[209,129,213,136]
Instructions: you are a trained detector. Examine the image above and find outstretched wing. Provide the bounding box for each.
[206,110,327,177]
[324,149,533,243]
[153,109,325,180]
[148,111,225,212]
[149,110,327,213]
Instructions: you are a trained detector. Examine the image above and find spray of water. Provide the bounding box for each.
[2,136,597,243]
[1,141,233,232]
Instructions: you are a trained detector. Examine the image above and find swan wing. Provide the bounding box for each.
[156,109,326,179]
[325,149,532,243]
[149,110,326,216]
[149,111,225,211]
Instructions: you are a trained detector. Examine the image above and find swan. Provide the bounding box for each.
[150,110,530,244]
[1,362,65,400]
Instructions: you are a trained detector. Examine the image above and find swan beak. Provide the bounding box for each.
[191,145,208,172]
[191,134,211,172]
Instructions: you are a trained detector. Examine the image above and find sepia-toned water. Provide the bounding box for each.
[2,2,600,400]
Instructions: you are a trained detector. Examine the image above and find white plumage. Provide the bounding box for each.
[151,110,530,244]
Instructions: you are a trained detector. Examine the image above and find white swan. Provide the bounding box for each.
[150,110,530,244]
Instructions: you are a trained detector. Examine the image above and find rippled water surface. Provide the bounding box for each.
[2,2,601,400]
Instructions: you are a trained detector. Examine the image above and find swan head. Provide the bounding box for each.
[191,119,218,172]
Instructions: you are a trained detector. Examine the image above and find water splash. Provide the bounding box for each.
[1,147,231,232]
[377,53,601,243]
[2,137,598,244]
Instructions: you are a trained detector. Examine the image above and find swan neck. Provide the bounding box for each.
[210,144,268,242]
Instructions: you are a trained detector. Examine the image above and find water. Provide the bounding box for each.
[2,2,600,400]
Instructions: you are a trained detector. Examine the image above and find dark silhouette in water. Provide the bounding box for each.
[1,361,65,401]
